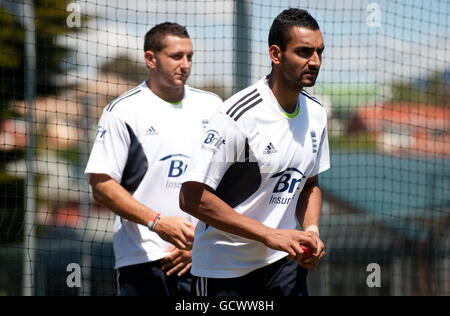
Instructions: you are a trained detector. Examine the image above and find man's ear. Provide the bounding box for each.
[144,50,157,69]
[269,45,282,66]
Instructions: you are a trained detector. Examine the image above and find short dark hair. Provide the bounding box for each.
[268,9,320,51]
[144,22,190,52]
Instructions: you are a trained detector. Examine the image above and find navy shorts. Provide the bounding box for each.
[195,257,308,296]
[116,260,194,296]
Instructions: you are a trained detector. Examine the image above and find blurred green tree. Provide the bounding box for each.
[0,0,87,117]
[0,2,88,244]
[100,54,149,85]
[99,54,228,100]
[392,71,450,107]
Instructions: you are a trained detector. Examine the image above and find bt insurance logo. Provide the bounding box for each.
[202,129,225,152]
[95,125,107,143]
[269,168,306,205]
[159,154,190,189]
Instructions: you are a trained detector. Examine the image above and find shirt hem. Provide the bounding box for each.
[311,162,331,177]
[114,252,167,270]
[183,173,219,191]
[85,169,122,185]
[317,162,331,174]
[191,252,289,278]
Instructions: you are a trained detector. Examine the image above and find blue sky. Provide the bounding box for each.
[248,0,450,83]
[72,0,450,91]
[4,0,449,95]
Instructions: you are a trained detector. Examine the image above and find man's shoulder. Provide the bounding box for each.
[104,83,147,114]
[186,86,223,102]
[222,81,265,122]
[224,80,264,104]
[300,90,325,111]
[300,90,328,129]
[300,89,321,106]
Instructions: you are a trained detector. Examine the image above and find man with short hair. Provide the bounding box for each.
[85,22,222,296]
[180,9,329,296]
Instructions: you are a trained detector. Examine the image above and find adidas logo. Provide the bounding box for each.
[145,126,158,136]
[263,142,278,154]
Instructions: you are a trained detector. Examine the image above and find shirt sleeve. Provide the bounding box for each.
[311,125,331,177]
[84,110,130,184]
[182,111,246,190]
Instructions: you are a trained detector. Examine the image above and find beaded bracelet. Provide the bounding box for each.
[148,213,161,231]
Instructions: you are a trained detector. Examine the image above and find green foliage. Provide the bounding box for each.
[56,145,81,166]
[391,71,450,107]
[100,54,149,85]
[0,6,23,69]
[0,177,25,244]
[329,132,378,153]
[0,0,87,113]
[320,83,378,111]
[0,5,25,113]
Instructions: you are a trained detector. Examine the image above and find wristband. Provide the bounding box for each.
[152,215,161,231]
[148,213,161,231]
[305,225,320,236]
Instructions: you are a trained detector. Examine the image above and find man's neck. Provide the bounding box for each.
[146,78,184,103]
[267,73,302,114]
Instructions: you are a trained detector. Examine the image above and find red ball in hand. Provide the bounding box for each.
[300,244,313,259]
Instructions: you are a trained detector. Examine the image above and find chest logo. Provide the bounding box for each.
[145,126,158,136]
[159,154,190,189]
[269,168,306,205]
[263,142,278,154]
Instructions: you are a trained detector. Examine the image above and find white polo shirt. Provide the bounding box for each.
[183,77,330,278]
[85,81,222,269]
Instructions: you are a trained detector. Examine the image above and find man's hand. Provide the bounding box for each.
[161,246,192,277]
[263,228,318,262]
[153,216,195,250]
[298,231,325,270]
[89,174,195,250]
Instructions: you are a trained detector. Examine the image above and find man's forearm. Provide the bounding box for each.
[180,181,320,259]
[91,175,195,250]
[296,176,322,233]
[180,182,272,244]
[90,174,156,227]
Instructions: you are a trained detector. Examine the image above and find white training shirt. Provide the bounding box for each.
[183,77,330,278]
[85,81,222,269]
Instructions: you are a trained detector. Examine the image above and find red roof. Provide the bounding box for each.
[358,102,450,131]
[0,119,26,150]
[355,103,450,157]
